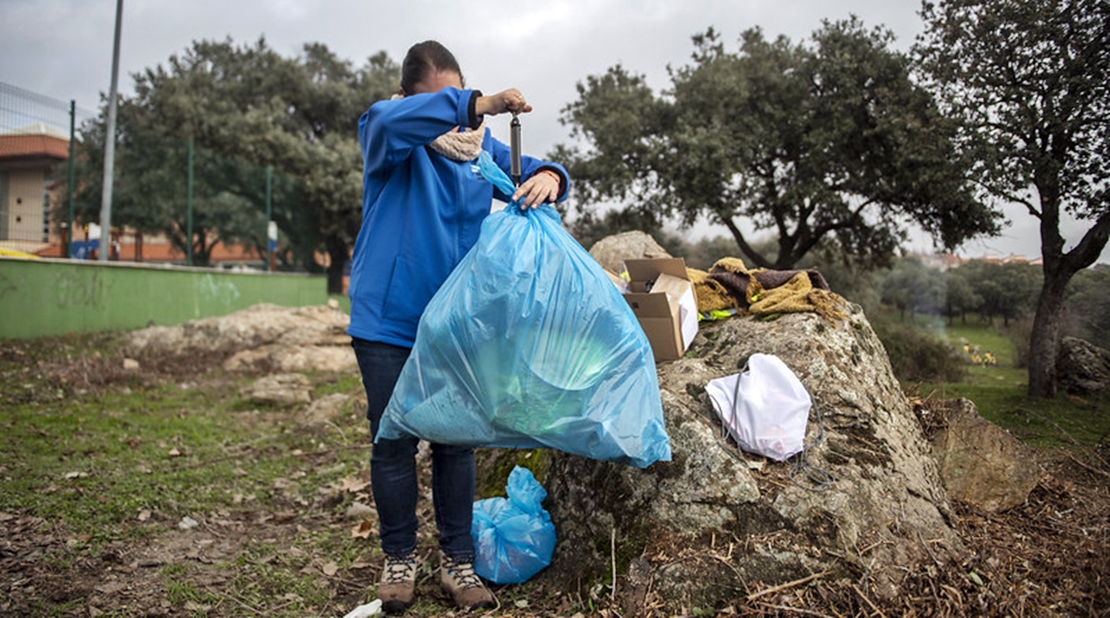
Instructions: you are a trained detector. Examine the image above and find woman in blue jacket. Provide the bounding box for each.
[348,40,569,613]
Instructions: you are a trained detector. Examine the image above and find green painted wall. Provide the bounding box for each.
[0,257,327,340]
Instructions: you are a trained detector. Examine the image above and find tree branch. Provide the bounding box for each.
[1061,209,1110,274]
[720,215,772,269]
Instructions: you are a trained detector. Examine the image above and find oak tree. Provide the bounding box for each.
[917,0,1110,397]
[557,19,1000,270]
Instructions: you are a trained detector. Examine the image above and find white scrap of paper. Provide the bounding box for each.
[342,599,383,618]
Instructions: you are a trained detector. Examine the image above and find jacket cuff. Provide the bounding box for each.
[467,90,483,130]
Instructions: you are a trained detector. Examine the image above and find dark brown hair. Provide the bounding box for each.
[400,40,464,94]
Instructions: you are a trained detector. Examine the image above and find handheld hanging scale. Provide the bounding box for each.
[510,113,522,187]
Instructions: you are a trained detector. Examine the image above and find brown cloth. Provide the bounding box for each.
[690,257,845,323]
[686,268,742,313]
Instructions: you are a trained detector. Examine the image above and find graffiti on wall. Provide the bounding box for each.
[0,273,16,299]
[54,269,107,309]
[196,273,241,314]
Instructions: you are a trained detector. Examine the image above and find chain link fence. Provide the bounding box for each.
[0,81,300,270]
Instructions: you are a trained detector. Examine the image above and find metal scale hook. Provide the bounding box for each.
[510,113,522,187]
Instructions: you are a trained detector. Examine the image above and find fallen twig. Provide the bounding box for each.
[611,527,617,601]
[747,570,831,602]
[1064,450,1110,480]
[755,601,836,617]
[850,583,887,618]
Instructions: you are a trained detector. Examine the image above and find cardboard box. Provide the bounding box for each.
[621,258,699,362]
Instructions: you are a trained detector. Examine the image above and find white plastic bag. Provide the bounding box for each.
[342,599,382,618]
[705,353,811,461]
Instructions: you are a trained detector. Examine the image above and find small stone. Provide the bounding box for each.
[178,516,199,530]
[346,502,375,518]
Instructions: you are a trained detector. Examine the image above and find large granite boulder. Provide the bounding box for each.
[587,231,671,273]
[1056,336,1110,397]
[529,305,966,613]
[923,398,1040,512]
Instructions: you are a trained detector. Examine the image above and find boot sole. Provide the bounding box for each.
[381,598,411,614]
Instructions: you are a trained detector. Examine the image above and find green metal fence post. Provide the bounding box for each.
[186,136,194,266]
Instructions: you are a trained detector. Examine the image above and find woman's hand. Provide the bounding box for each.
[476,88,532,117]
[513,170,561,209]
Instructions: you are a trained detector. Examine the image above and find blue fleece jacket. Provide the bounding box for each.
[347,87,570,347]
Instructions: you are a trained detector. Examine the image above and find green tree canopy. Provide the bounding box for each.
[917,0,1110,397]
[557,19,1000,270]
[952,260,1042,326]
[880,256,948,322]
[71,38,397,290]
[942,266,982,324]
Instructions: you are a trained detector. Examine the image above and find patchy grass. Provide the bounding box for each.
[0,332,603,617]
[0,374,363,539]
[0,333,384,616]
[3,321,1108,617]
[900,320,1110,449]
[930,320,1018,366]
[909,376,1110,448]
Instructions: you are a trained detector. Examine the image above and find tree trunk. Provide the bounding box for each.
[723,217,773,269]
[1027,276,1068,398]
[1025,182,1110,397]
[325,235,349,296]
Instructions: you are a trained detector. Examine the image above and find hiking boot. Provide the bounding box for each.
[378,552,418,613]
[440,554,495,610]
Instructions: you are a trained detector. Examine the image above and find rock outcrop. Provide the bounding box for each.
[587,231,671,273]
[923,398,1040,512]
[238,373,313,406]
[123,303,356,374]
[530,303,965,612]
[1056,336,1110,397]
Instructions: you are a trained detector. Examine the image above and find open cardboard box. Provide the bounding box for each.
[620,258,699,362]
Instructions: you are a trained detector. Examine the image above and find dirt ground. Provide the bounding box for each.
[2,336,1108,617]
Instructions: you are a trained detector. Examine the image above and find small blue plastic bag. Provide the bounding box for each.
[472,466,556,584]
[377,151,671,468]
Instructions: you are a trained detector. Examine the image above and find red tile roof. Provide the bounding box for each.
[0,133,69,161]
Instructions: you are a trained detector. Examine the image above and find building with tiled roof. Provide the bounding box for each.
[1,124,264,267]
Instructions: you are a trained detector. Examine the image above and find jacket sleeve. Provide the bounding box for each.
[359,87,481,174]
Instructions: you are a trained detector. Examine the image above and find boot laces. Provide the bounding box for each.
[383,554,416,584]
[445,557,482,589]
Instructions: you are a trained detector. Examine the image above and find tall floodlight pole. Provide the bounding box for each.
[66,100,76,258]
[265,165,274,272]
[98,0,124,262]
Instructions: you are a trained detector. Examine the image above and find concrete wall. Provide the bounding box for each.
[0,257,327,340]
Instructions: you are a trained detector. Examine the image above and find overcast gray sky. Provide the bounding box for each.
[2,0,1102,263]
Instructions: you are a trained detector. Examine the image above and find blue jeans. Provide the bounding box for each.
[351,337,476,561]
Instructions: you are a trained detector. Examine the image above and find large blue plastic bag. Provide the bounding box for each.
[472,466,555,584]
[377,151,671,468]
